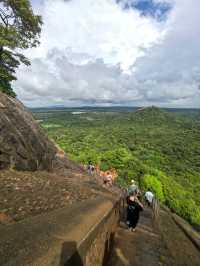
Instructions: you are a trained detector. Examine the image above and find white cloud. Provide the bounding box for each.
[29,0,163,69]
[132,0,200,107]
[15,49,142,106]
[13,0,200,108]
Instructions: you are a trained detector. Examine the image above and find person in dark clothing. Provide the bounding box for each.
[87,161,95,175]
[127,191,144,231]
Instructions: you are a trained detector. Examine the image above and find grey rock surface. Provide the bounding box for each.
[0,92,56,171]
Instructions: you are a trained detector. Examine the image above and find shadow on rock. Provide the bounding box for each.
[59,241,83,266]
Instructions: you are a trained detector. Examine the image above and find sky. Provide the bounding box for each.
[13,0,200,108]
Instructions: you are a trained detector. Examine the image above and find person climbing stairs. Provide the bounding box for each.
[107,202,200,266]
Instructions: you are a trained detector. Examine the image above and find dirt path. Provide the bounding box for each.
[108,208,172,266]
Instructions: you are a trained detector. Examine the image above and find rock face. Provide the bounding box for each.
[0,92,56,171]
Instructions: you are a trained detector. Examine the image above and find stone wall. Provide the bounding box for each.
[0,195,121,266]
[84,201,119,266]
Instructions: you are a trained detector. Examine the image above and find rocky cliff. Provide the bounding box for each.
[0,92,56,171]
[0,92,117,224]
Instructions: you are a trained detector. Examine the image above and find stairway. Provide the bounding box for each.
[107,207,172,266]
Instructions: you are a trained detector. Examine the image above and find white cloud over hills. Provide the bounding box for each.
[14,0,200,108]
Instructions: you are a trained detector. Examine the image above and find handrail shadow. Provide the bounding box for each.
[59,241,83,266]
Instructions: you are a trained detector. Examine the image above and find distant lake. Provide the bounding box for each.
[71,111,87,114]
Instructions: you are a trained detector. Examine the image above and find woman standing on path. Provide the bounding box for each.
[127,191,144,232]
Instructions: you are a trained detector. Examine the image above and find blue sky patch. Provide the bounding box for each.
[116,0,172,21]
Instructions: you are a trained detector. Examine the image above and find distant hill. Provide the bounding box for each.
[133,106,172,119]
[129,106,183,129]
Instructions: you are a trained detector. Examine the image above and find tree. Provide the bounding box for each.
[0,0,42,97]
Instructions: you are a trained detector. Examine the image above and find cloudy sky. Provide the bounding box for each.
[13,0,200,108]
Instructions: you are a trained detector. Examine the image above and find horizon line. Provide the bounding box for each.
[29,105,200,110]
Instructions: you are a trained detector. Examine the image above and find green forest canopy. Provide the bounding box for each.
[33,107,200,227]
[0,0,42,97]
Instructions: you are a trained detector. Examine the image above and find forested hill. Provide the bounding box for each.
[132,106,176,122]
[33,106,200,227]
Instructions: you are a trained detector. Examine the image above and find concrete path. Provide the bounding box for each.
[107,208,173,266]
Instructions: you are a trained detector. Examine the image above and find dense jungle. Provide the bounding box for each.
[33,106,200,227]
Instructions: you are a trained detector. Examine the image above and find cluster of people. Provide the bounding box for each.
[86,163,156,231]
[125,180,155,232]
[87,161,117,187]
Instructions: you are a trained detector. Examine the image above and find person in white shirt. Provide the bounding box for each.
[145,191,154,206]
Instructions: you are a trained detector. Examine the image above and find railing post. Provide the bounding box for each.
[152,198,160,229]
